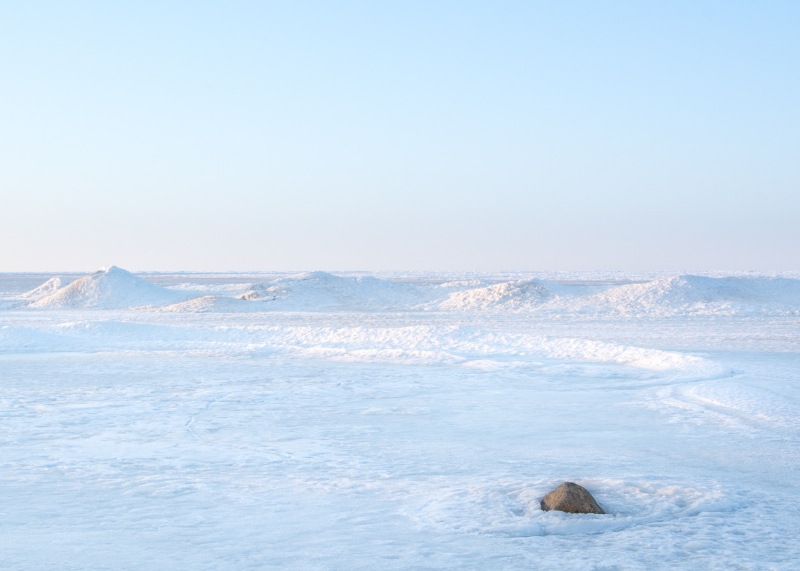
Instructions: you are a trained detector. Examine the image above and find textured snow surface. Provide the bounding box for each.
[1,269,800,569]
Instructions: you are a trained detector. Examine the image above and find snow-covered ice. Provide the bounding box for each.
[1,268,799,569]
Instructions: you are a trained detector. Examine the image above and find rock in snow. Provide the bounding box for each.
[540,482,605,514]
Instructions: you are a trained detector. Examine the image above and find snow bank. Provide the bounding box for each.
[237,271,430,311]
[436,275,800,315]
[573,275,800,316]
[438,280,554,310]
[29,266,193,309]
[160,295,261,313]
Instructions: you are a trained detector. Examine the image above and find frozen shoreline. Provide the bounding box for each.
[1,270,799,569]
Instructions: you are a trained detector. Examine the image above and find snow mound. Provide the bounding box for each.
[434,275,800,315]
[29,266,193,309]
[160,295,261,313]
[238,271,429,311]
[438,280,555,311]
[19,277,66,301]
[575,275,800,316]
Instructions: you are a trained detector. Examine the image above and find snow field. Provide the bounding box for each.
[1,270,799,569]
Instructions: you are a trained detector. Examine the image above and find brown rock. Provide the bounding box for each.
[540,482,605,514]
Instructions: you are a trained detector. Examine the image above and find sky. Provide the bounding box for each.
[1,1,798,272]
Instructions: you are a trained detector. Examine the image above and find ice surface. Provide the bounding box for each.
[1,268,800,569]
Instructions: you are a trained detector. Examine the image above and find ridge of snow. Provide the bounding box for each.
[438,280,555,311]
[237,271,432,311]
[160,295,259,313]
[17,271,800,315]
[568,275,800,316]
[433,275,800,315]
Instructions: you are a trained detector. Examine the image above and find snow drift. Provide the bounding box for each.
[436,275,800,315]
[570,275,800,316]
[237,271,430,311]
[438,280,555,311]
[160,295,259,313]
[28,266,193,309]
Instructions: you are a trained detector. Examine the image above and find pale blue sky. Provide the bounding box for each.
[1,1,798,271]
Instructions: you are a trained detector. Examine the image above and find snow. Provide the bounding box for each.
[1,268,800,569]
[15,268,800,316]
[568,275,800,316]
[437,275,800,316]
[160,295,258,313]
[26,266,192,309]
[237,271,432,310]
[18,277,65,301]
[438,279,555,310]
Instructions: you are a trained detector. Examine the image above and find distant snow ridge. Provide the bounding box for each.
[19,277,65,301]
[237,271,429,311]
[438,280,555,311]
[574,275,800,316]
[20,271,800,315]
[29,266,192,309]
[437,275,800,315]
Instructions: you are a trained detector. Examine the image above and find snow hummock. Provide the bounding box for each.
[237,271,429,311]
[160,295,258,313]
[436,275,800,315]
[569,275,800,316]
[438,279,554,310]
[28,266,192,309]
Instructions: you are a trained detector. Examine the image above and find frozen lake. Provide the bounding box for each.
[1,268,799,569]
